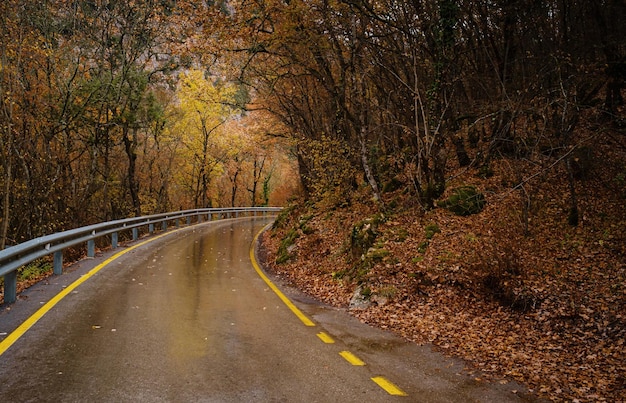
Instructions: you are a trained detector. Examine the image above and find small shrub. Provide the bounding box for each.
[276,228,300,264]
[471,239,539,312]
[386,197,399,211]
[350,213,385,259]
[394,228,409,242]
[438,185,486,216]
[365,248,389,263]
[272,203,297,230]
[378,286,397,299]
[382,177,404,193]
[424,223,440,239]
[298,214,315,234]
[19,260,52,281]
[417,241,429,254]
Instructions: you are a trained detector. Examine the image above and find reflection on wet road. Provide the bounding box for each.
[0,217,535,402]
[0,218,378,401]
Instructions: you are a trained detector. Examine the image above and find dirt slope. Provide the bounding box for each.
[260,136,625,402]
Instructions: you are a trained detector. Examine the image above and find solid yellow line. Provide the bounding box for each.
[316,331,335,344]
[371,376,408,396]
[249,226,315,327]
[0,230,178,357]
[339,350,366,366]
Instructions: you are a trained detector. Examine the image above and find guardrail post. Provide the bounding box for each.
[162,220,167,231]
[4,271,17,304]
[53,251,63,275]
[0,207,282,304]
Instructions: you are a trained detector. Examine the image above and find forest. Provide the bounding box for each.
[2,1,625,401]
[0,0,299,249]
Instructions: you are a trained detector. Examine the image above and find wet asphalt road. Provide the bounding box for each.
[0,217,540,402]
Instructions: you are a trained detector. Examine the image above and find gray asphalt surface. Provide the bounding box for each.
[0,217,541,402]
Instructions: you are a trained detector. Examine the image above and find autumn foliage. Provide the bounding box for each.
[1,1,625,401]
[0,0,295,248]
[226,1,626,401]
[263,135,625,401]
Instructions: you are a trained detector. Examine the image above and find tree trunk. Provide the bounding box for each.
[359,128,380,202]
[452,134,471,167]
[248,156,266,207]
[262,169,273,206]
[230,168,239,207]
[566,156,579,226]
[123,126,141,217]
[0,90,13,249]
[296,148,312,196]
[0,156,11,250]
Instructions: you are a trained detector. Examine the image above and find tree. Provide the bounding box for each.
[174,69,238,208]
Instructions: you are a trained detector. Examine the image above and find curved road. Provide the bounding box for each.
[0,217,538,402]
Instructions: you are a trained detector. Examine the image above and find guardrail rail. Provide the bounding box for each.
[0,207,282,304]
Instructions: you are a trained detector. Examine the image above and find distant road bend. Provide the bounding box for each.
[0,216,535,402]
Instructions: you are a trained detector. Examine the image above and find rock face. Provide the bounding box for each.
[349,286,371,310]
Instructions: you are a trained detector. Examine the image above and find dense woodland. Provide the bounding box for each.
[1,0,624,242]
[0,0,299,248]
[2,1,625,400]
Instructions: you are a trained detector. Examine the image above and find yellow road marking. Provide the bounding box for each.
[0,230,178,357]
[371,376,408,396]
[339,350,366,366]
[249,227,315,327]
[251,225,408,398]
[316,331,335,344]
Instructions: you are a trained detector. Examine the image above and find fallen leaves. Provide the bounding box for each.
[261,148,626,403]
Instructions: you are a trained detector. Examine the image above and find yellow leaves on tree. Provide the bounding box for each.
[170,69,239,208]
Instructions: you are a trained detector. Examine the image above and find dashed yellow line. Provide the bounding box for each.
[250,225,408,397]
[249,227,315,327]
[316,331,335,344]
[339,350,366,366]
[371,376,408,396]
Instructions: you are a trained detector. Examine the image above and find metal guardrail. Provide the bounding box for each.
[0,207,282,304]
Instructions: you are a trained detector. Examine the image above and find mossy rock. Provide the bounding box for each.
[364,247,389,264]
[350,214,385,259]
[438,185,486,216]
[276,228,300,264]
[272,204,297,230]
[298,214,314,234]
